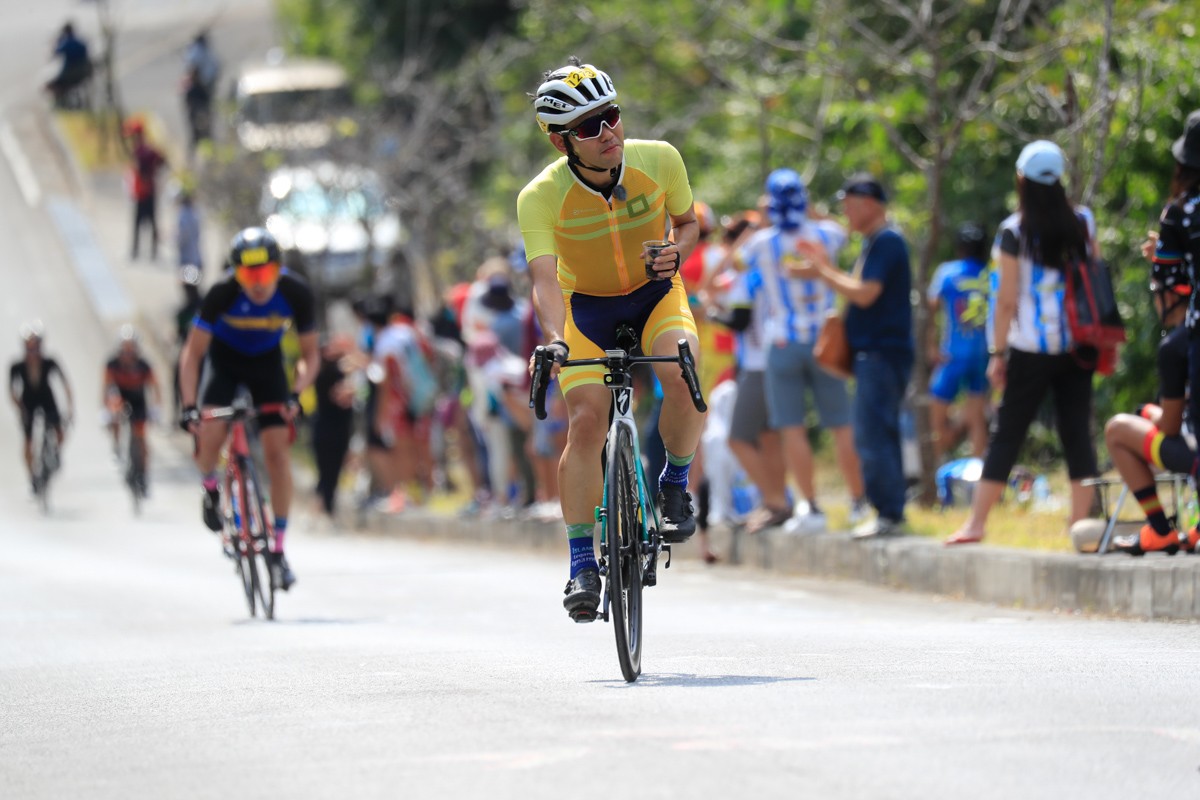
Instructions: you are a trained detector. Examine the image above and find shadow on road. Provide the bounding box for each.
[589,673,816,688]
[232,617,381,626]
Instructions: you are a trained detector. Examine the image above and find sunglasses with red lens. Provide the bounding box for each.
[567,105,621,140]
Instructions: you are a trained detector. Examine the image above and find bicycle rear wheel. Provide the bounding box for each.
[606,425,643,682]
[241,456,275,621]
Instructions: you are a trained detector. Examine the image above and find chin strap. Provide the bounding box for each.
[564,137,620,185]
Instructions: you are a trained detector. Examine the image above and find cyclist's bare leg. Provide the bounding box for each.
[194,412,228,475]
[964,394,988,458]
[559,383,609,525]
[260,426,293,529]
[930,398,952,460]
[649,330,705,462]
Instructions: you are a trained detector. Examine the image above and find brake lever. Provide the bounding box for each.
[677,339,708,413]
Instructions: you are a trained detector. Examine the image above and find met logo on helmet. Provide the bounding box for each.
[540,96,573,112]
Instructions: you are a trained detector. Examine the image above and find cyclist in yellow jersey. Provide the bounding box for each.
[518,58,705,621]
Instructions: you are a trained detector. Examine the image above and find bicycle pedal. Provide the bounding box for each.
[569,608,598,623]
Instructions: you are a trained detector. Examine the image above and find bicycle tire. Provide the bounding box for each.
[241,456,274,621]
[36,418,54,515]
[229,467,257,617]
[606,425,643,682]
[127,432,144,515]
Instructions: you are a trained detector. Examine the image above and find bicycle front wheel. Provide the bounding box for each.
[229,468,257,617]
[606,425,643,682]
[241,456,274,621]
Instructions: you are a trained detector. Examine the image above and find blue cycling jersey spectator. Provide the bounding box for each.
[928,223,991,459]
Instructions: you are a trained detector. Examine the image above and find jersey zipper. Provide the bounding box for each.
[604,196,630,290]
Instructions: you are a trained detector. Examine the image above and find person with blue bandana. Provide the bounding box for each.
[927,222,991,460]
[738,169,867,534]
[178,228,320,590]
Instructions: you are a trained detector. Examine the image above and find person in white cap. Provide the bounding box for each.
[946,140,1101,545]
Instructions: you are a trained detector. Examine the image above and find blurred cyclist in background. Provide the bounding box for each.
[103,326,161,474]
[9,323,74,493]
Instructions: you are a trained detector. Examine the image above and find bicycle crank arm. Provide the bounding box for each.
[600,580,611,623]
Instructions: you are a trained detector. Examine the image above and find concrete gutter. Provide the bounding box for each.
[369,514,1200,622]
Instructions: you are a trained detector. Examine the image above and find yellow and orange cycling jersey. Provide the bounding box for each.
[517,139,694,297]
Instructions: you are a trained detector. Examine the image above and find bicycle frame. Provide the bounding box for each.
[598,356,661,563]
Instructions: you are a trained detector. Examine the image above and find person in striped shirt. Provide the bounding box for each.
[738,169,867,534]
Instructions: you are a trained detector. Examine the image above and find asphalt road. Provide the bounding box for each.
[3,2,1200,798]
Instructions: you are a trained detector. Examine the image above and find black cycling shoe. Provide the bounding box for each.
[202,487,222,532]
[563,568,602,622]
[657,483,696,543]
[268,552,296,591]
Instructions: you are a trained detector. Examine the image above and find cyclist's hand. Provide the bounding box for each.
[542,339,569,380]
[180,405,200,434]
[643,243,680,279]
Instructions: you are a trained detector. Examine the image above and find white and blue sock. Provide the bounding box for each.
[567,523,597,578]
[659,449,695,488]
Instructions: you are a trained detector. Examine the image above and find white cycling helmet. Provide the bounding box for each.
[534,62,617,134]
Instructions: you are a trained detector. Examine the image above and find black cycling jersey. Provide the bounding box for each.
[10,357,63,408]
[1153,188,1200,336]
[1158,325,1189,402]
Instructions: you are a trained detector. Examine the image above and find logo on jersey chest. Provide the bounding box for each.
[625,193,650,218]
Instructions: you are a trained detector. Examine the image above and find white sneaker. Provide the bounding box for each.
[783,510,827,535]
[847,498,872,527]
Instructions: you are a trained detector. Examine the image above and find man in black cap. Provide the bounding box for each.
[792,173,914,537]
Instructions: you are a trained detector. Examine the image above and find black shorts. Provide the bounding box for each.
[120,390,147,422]
[199,339,289,429]
[20,399,60,440]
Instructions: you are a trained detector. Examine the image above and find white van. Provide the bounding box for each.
[234,59,351,152]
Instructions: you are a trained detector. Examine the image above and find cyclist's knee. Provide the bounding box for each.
[566,401,608,449]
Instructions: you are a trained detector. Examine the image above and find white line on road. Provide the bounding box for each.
[0,121,42,207]
[45,196,133,322]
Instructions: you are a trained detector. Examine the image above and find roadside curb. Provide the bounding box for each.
[370,513,1200,621]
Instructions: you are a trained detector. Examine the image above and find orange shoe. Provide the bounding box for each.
[1185,526,1199,553]
[1112,525,1180,556]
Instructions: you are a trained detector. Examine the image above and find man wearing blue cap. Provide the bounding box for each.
[738,169,867,534]
[794,173,914,537]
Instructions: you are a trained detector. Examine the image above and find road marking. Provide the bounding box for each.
[45,196,133,322]
[0,122,42,207]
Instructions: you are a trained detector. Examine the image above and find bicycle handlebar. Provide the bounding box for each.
[529,339,707,421]
[200,401,288,422]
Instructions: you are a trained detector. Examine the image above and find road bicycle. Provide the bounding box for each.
[112,401,148,514]
[530,337,707,682]
[201,398,286,620]
[29,409,62,515]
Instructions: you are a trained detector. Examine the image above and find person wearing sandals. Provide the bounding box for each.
[946,141,1100,545]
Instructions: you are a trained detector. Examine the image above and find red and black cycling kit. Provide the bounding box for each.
[105,357,154,422]
[10,358,65,439]
[193,270,315,428]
